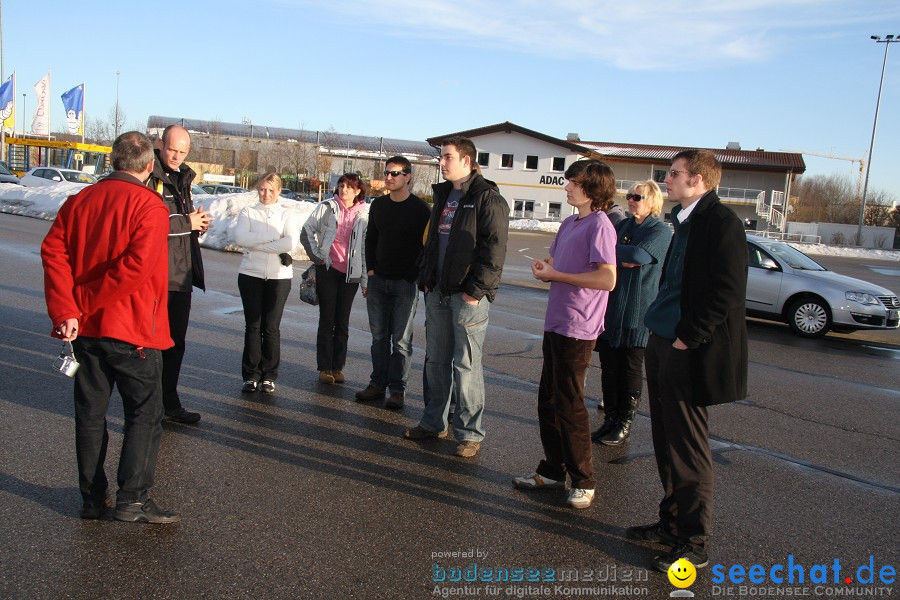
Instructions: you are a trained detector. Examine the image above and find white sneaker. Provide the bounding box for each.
[566,488,595,509]
[512,472,565,490]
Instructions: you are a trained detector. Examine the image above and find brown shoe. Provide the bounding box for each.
[355,383,385,402]
[319,370,334,384]
[403,425,448,440]
[455,441,481,458]
[332,371,345,384]
[384,392,405,409]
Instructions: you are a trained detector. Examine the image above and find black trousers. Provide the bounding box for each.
[238,274,291,382]
[315,265,358,372]
[536,332,596,489]
[645,334,713,553]
[72,337,164,505]
[596,339,645,416]
[162,291,191,413]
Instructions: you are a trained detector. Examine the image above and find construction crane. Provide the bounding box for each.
[780,149,867,199]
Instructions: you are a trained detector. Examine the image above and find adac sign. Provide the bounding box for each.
[539,175,566,185]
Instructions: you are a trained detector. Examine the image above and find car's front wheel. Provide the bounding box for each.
[787,297,831,338]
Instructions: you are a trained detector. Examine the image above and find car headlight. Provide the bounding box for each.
[846,291,880,306]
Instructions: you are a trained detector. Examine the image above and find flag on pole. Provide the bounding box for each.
[32,72,51,136]
[0,73,15,134]
[61,83,84,136]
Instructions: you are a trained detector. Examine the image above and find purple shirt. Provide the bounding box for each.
[544,210,617,340]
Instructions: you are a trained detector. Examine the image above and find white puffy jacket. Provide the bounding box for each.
[233,201,301,280]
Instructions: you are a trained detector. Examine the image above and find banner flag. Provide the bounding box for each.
[0,73,15,134]
[32,72,51,136]
[61,83,84,136]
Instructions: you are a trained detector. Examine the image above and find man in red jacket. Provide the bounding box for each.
[41,131,181,524]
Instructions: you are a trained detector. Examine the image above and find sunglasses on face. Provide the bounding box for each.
[625,193,644,201]
[384,170,408,177]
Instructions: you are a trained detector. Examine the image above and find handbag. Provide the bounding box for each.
[297,265,318,305]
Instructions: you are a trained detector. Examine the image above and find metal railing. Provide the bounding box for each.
[749,230,822,244]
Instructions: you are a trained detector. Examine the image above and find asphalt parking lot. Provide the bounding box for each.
[0,213,897,599]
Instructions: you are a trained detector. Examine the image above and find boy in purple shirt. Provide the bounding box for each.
[513,159,618,509]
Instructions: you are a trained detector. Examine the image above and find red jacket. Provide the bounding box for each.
[41,172,174,350]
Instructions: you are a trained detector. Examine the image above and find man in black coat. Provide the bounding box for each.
[630,149,748,572]
[147,124,212,425]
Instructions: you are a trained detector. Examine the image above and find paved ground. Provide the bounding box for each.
[0,213,897,600]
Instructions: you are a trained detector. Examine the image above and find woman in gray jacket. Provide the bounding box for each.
[232,173,301,395]
[300,173,369,384]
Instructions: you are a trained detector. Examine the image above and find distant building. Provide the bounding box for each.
[146,116,439,197]
[427,122,806,232]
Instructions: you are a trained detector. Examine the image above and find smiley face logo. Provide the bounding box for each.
[668,558,697,588]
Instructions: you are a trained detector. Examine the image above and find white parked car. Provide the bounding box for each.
[746,235,900,338]
[21,167,97,187]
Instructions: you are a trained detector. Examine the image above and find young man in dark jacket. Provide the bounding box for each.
[631,149,748,572]
[146,124,212,425]
[356,156,431,409]
[403,137,509,458]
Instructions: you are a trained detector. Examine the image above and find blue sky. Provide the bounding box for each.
[3,0,899,199]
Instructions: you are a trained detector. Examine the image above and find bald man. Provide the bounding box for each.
[147,124,212,425]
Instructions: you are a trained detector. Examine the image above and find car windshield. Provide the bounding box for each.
[756,239,826,271]
[62,171,97,184]
[0,163,12,175]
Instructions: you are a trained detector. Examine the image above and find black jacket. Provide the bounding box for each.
[419,173,509,302]
[662,190,748,406]
[147,150,204,292]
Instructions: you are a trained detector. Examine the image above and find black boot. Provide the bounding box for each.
[591,415,617,442]
[600,392,640,446]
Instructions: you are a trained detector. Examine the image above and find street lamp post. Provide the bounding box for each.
[114,70,120,139]
[857,34,898,246]
[21,92,24,135]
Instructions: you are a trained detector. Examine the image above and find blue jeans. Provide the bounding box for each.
[420,292,490,442]
[365,274,419,393]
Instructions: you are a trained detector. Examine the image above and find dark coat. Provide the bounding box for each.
[600,215,671,348]
[147,150,204,292]
[664,190,748,406]
[419,173,509,302]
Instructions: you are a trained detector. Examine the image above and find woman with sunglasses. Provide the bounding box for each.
[300,173,369,384]
[592,180,672,445]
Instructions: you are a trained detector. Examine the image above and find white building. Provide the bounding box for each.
[428,122,806,232]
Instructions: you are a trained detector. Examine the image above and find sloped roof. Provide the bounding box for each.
[146,116,438,159]
[426,121,594,155]
[580,141,805,172]
[426,121,805,173]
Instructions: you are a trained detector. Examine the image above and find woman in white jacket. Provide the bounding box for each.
[300,173,368,385]
[232,173,300,394]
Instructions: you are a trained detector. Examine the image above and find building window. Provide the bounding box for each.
[548,202,562,220]
[343,160,353,173]
[500,153,514,169]
[513,200,534,218]
[653,169,667,183]
[477,152,489,167]
[552,157,565,172]
[525,155,538,170]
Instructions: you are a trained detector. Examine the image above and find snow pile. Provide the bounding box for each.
[198,191,317,259]
[1,185,897,262]
[508,219,562,233]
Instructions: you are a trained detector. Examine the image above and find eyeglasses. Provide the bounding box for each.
[668,169,692,178]
[384,170,408,177]
[625,193,644,201]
